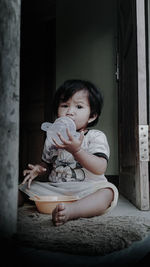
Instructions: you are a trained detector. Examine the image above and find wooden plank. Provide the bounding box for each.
[136,0,147,124]
[148,0,150,123]
[136,0,149,210]
[137,162,149,210]
[118,0,149,210]
[118,0,139,207]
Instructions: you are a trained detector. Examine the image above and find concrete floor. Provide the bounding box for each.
[108,195,150,219]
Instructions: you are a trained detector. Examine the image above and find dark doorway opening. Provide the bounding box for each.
[19,0,56,180]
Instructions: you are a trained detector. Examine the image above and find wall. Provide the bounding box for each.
[0,0,20,236]
[56,0,118,175]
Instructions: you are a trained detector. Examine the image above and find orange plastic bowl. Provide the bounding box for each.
[30,195,78,214]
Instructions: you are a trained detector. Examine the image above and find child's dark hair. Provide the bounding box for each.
[53,79,103,127]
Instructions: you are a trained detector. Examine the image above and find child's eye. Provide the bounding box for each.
[60,104,68,108]
[77,105,83,109]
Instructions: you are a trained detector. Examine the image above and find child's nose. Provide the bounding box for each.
[66,106,74,115]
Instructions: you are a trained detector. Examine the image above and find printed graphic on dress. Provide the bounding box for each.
[49,158,85,183]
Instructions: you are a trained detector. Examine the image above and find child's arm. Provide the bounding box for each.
[73,149,107,175]
[22,161,49,188]
[53,129,107,175]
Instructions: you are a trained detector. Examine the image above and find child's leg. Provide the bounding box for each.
[52,188,113,226]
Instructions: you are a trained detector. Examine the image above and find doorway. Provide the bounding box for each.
[19,0,56,179]
[20,0,118,180]
[20,0,149,210]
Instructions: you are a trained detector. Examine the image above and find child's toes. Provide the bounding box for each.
[57,203,65,211]
[55,221,64,227]
[58,215,65,222]
[58,209,66,217]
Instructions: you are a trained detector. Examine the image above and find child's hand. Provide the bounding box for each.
[22,164,47,188]
[52,128,84,155]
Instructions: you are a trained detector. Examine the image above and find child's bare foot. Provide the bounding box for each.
[52,188,114,226]
[52,203,72,226]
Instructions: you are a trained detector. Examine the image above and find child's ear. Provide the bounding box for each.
[88,114,97,124]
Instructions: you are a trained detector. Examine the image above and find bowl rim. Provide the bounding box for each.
[29,195,78,202]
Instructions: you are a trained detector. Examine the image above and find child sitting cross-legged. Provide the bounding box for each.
[19,79,118,226]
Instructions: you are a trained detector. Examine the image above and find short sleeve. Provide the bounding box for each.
[85,130,110,161]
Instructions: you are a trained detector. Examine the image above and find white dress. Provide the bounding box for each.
[19,129,118,213]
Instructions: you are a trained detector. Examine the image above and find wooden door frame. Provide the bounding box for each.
[118,0,149,210]
[147,0,150,122]
[135,0,149,210]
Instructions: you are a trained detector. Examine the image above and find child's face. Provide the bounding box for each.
[57,90,97,131]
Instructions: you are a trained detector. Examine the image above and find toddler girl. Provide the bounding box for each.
[19,79,118,226]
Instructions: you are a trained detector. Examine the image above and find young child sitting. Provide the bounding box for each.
[19,79,118,226]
